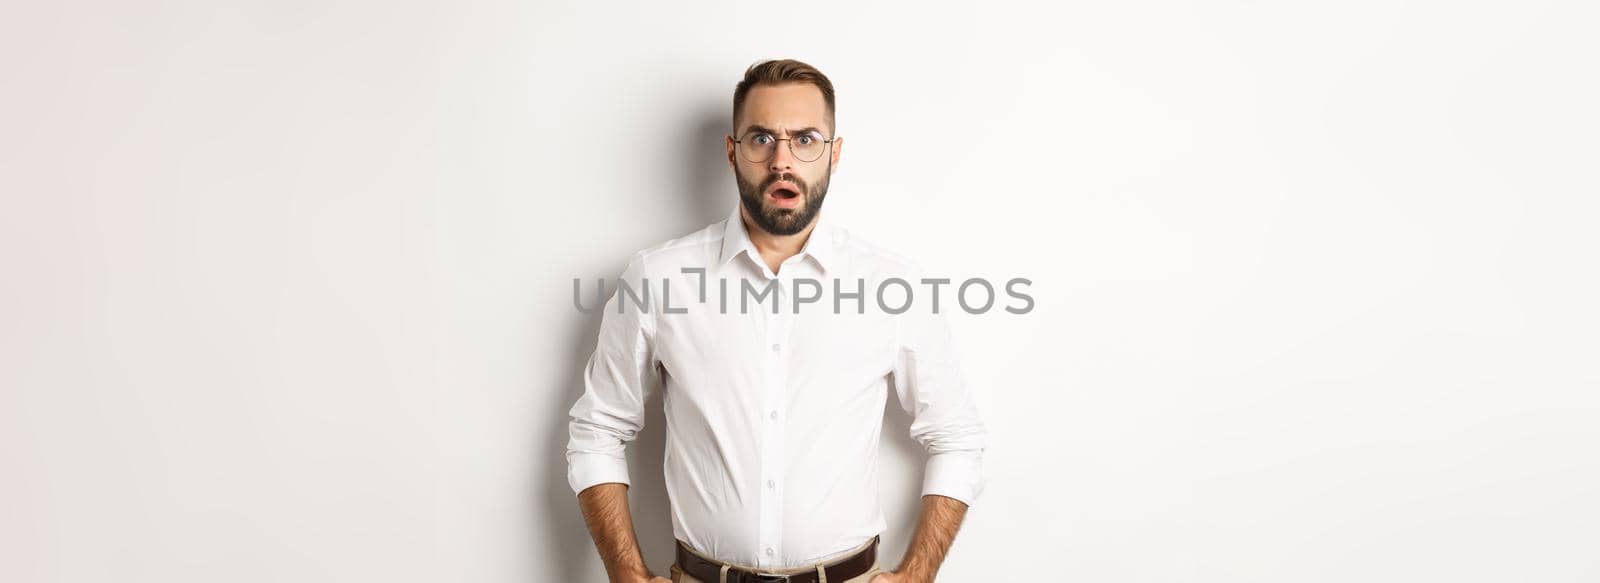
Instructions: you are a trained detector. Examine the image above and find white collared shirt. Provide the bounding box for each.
[566,206,987,570]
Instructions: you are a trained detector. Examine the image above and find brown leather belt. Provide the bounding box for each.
[674,536,878,583]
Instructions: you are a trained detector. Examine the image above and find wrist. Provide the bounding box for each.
[891,565,934,583]
[609,566,651,583]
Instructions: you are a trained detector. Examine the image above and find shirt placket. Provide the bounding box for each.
[757,269,794,569]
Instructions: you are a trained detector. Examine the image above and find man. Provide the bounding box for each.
[567,59,987,583]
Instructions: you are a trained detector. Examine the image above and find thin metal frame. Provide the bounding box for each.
[732,131,839,164]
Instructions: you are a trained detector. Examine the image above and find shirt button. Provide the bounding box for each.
[769,410,778,420]
[765,547,775,557]
[771,343,781,352]
[767,479,775,488]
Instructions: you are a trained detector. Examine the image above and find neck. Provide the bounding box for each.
[739,207,818,274]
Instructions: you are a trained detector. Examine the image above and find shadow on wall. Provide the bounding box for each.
[535,101,925,580]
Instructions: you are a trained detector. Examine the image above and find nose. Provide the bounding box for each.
[767,140,795,173]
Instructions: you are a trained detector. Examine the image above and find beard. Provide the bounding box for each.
[735,162,831,236]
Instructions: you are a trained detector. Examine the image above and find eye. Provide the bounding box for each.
[751,133,775,145]
[795,134,816,146]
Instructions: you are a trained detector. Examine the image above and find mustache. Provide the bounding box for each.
[759,172,807,195]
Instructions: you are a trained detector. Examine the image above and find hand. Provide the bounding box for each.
[869,571,905,583]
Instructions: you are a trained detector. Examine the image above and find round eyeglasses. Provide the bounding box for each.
[733,130,838,164]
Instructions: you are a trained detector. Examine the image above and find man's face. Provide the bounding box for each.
[726,83,843,236]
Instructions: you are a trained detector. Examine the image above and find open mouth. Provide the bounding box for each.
[767,183,803,207]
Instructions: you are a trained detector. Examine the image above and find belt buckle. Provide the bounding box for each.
[747,573,792,583]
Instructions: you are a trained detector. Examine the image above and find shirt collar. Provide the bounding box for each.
[719,205,835,275]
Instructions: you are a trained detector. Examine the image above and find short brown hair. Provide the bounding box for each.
[732,58,836,135]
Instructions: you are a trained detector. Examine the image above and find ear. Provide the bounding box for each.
[830,136,843,168]
[725,134,737,171]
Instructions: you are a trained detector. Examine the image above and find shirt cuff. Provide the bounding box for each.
[920,451,984,506]
[568,451,632,495]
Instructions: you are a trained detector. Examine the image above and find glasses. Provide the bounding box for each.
[733,130,838,163]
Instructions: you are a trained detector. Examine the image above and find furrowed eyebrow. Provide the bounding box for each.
[741,125,826,138]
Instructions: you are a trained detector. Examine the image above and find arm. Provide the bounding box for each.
[577,483,669,583]
[878,494,969,582]
[567,253,667,582]
[880,279,988,582]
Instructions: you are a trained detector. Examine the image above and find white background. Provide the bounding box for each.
[3,1,1598,581]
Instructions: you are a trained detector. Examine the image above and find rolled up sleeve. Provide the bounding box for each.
[890,290,989,507]
[566,252,661,495]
